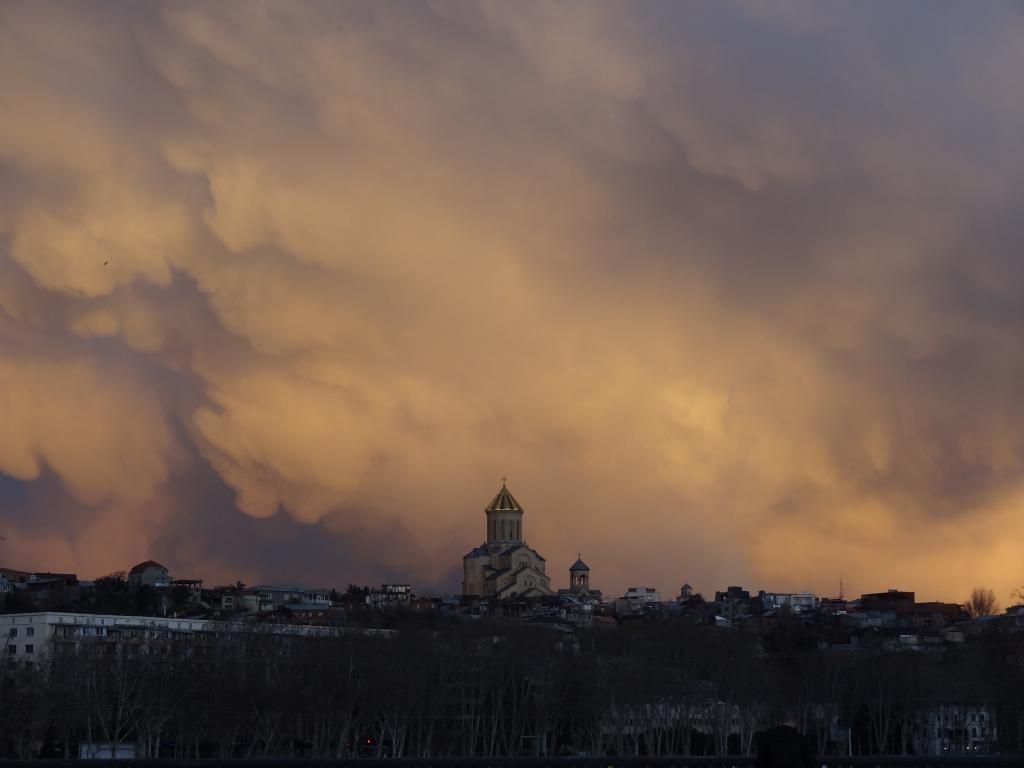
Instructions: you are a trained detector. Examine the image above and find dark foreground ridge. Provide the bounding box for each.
[0,758,1019,768]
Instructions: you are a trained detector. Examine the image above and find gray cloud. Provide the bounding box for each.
[1,0,1023,601]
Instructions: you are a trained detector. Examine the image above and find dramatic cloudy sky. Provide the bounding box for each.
[2,0,1024,602]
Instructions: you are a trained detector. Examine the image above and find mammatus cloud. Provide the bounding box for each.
[2,0,1024,599]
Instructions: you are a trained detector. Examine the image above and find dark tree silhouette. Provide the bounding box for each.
[964,587,999,619]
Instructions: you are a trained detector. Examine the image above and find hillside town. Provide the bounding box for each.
[2,484,1018,648]
[0,484,1021,759]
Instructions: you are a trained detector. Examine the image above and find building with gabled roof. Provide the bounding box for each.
[462,482,552,599]
[128,561,171,591]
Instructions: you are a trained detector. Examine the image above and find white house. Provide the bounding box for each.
[366,584,412,609]
[241,585,329,612]
[128,560,171,590]
[615,586,661,614]
[305,588,332,605]
[913,704,996,755]
[760,591,819,613]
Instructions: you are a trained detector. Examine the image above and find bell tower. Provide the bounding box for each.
[485,480,524,550]
[569,555,590,594]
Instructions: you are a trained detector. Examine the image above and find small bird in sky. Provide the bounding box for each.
[103,261,110,266]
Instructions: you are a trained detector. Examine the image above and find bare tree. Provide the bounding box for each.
[964,587,999,619]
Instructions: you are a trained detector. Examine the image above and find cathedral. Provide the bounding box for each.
[462,482,553,598]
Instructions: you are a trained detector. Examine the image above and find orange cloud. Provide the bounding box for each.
[1,1,1024,602]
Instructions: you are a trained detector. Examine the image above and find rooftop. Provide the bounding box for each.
[486,482,523,513]
[129,560,168,575]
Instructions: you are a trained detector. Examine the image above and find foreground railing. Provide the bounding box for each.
[0,758,1019,768]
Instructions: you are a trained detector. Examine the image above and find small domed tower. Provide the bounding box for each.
[569,555,590,594]
[485,481,524,551]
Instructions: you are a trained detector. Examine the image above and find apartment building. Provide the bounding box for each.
[0,611,391,666]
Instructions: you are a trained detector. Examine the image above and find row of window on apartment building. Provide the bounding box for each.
[7,626,36,656]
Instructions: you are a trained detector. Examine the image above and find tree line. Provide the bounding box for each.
[0,614,1021,758]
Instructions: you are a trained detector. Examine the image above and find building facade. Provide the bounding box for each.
[367,584,412,609]
[614,586,662,614]
[0,611,390,667]
[240,585,330,613]
[759,591,818,613]
[462,483,552,599]
[128,561,170,590]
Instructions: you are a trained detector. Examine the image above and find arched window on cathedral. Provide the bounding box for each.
[518,559,527,569]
